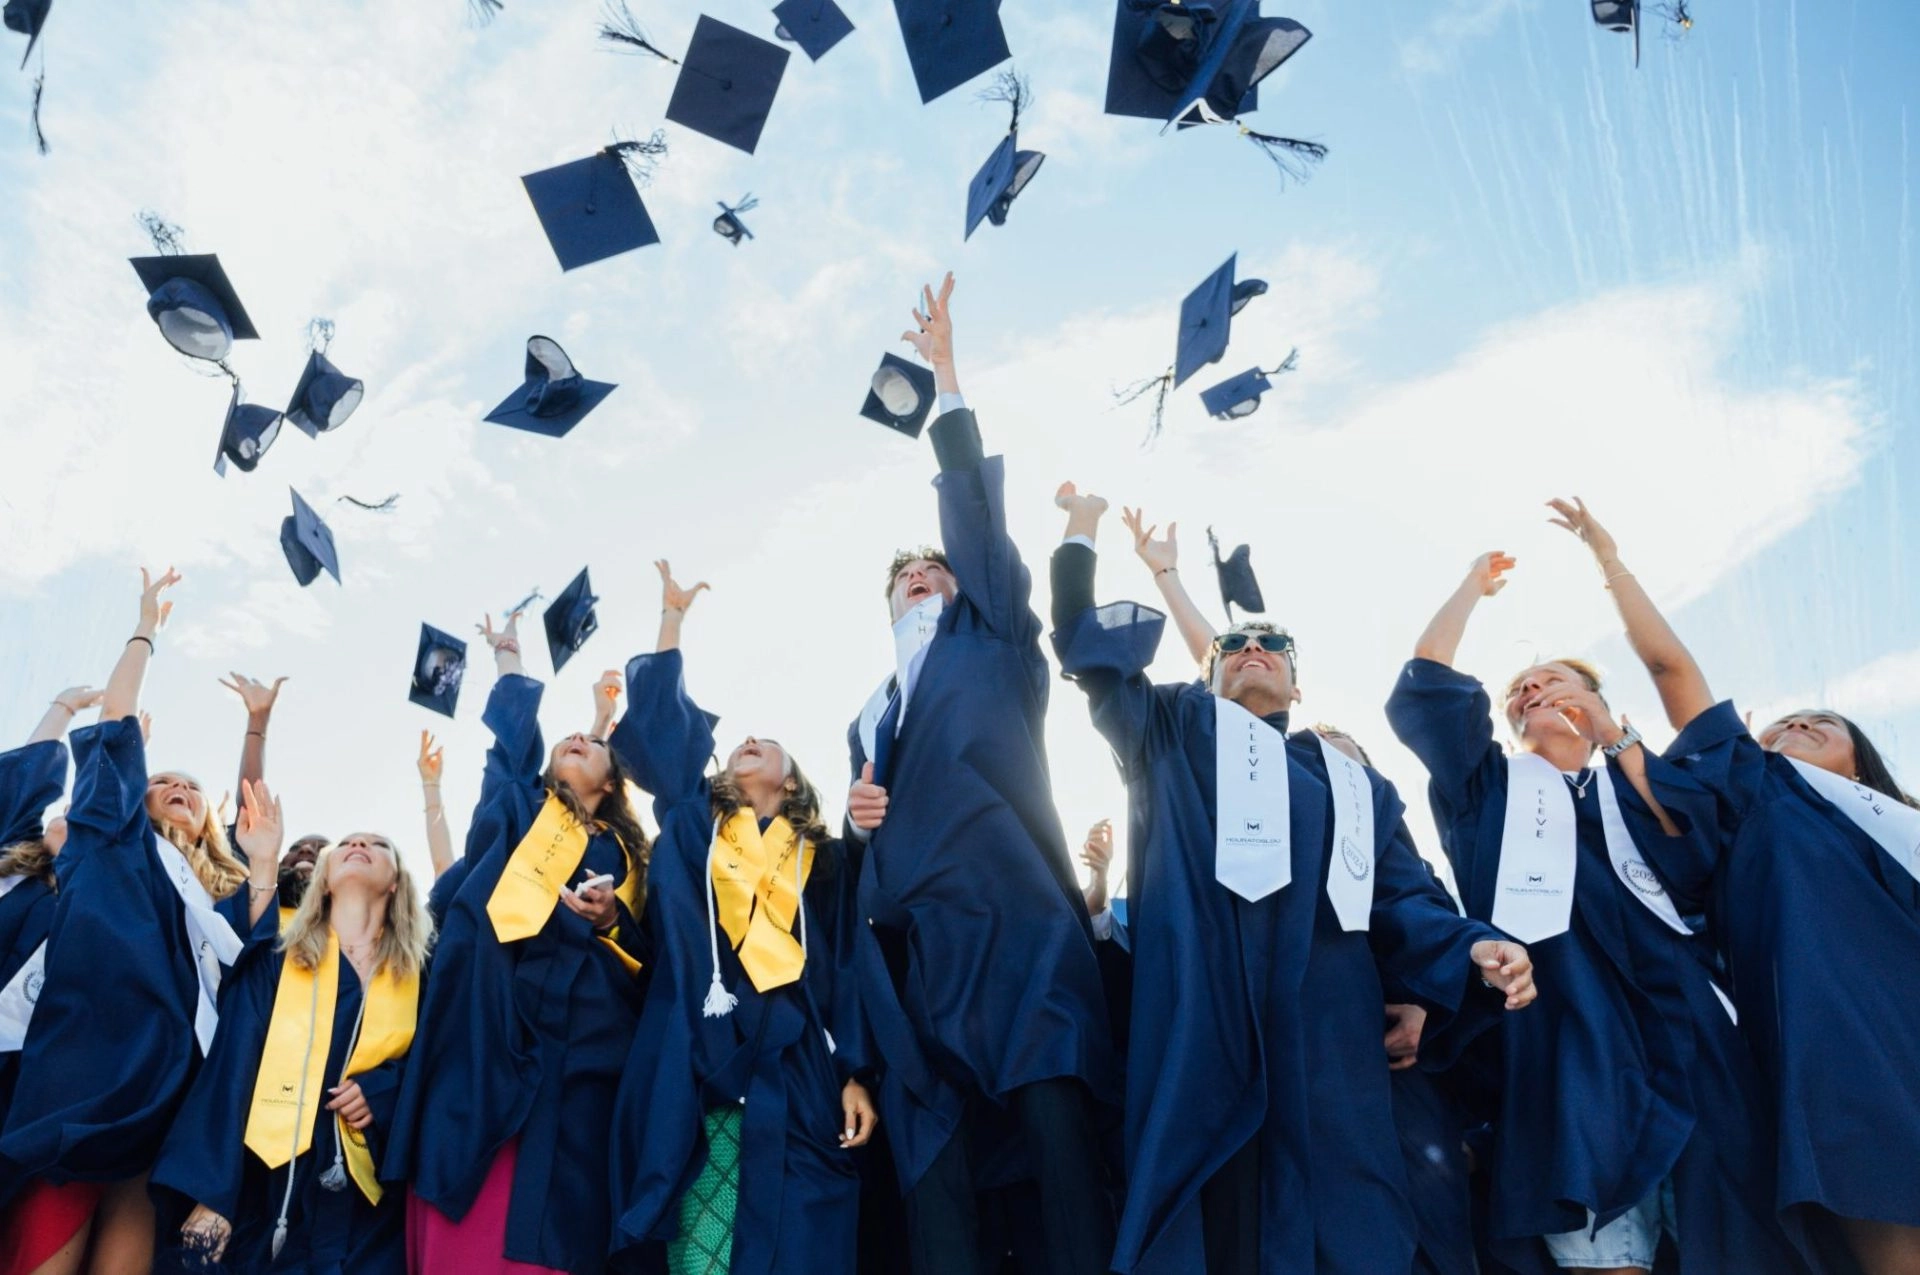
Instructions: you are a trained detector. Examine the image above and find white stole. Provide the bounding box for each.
[152,838,245,1053]
[0,876,43,1052]
[1787,757,1920,885]
[857,596,945,763]
[1316,733,1375,932]
[1212,697,1292,901]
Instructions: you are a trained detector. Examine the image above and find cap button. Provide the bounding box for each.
[722,78,735,91]
[942,12,953,25]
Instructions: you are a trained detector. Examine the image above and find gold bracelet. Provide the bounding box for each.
[1604,570,1634,588]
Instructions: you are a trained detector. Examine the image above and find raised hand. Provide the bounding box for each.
[1053,481,1109,520]
[1531,684,1624,748]
[51,686,104,715]
[594,671,624,712]
[1472,939,1537,1010]
[1121,507,1178,576]
[1546,496,1619,563]
[218,673,288,717]
[848,762,889,832]
[1080,818,1114,915]
[1465,551,1515,598]
[655,560,710,616]
[479,610,522,654]
[418,730,444,784]
[234,778,285,862]
[139,710,153,744]
[900,271,956,367]
[137,566,182,635]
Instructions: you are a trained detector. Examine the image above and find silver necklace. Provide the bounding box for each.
[1563,769,1594,799]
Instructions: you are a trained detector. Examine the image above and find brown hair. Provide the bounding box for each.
[1502,657,1606,707]
[280,838,435,980]
[0,840,56,890]
[710,751,833,860]
[541,757,652,912]
[883,546,952,601]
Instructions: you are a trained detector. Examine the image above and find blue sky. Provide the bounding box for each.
[2,0,1913,887]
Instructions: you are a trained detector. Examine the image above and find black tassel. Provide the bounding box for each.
[1113,371,1172,447]
[467,0,504,25]
[728,193,759,215]
[29,72,46,155]
[306,317,335,353]
[137,210,187,255]
[598,1,679,62]
[1653,1,1693,30]
[1239,128,1327,187]
[606,128,668,185]
[1268,348,1300,377]
[979,67,1030,134]
[337,493,400,512]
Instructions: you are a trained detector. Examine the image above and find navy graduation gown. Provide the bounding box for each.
[151,945,410,1274]
[1386,660,1802,1272]
[0,719,271,1183]
[607,649,865,1274]
[1634,701,1920,1234]
[384,674,649,1274]
[845,408,1115,1195]
[0,741,65,1133]
[1054,600,1506,1275]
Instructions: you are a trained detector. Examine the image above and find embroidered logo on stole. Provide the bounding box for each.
[487,793,590,942]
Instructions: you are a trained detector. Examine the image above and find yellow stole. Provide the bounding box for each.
[487,793,590,942]
[712,811,814,992]
[597,842,645,979]
[243,932,421,1204]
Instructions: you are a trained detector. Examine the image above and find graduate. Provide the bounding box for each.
[151,831,433,1274]
[1,569,284,1275]
[1549,496,1920,1275]
[385,608,651,1275]
[841,275,1119,1275]
[1385,548,1806,1274]
[1049,493,1535,1275]
[606,560,875,1275]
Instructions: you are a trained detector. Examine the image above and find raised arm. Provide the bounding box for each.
[219,673,287,795]
[1412,552,1513,667]
[101,567,180,723]
[1548,497,1714,731]
[607,562,716,805]
[232,778,284,929]
[1121,508,1213,667]
[589,670,624,740]
[28,686,103,745]
[477,610,544,792]
[1049,484,1167,766]
[418,730,455,879]
[653,559,710,655]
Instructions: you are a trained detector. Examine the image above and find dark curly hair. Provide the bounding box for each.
[542,752,653,910]
[883,545,952,602]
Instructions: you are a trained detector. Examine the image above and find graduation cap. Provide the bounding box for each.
[1208,527,1266,619]
[1591,0,1641,64]
[130,253,259,363]
[521,138,664,272]
[1174,254,1243,388]
[409,623,468,718]
[664,16,790,155]
[861,353,937,438]
[773,0,854,61]
[1198,349,1296,419]
[484,336,617,438]
[5,0,49,68]
[713,194,758,246]
[893,0,1011,104]
[213,386,283,477]
[965,70,1045,240]
[280,488,340,587]
[543,567,600,673]
[284,350,364,439]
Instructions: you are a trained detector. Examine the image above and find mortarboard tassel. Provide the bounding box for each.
[1114,370,1173,447]
[467,0,503,24]
[1269,348,1301,377]
[338,493,400,512]
[727,192,759,216]
[1239,126,1327,187]
[597,1,679,63]
[29,70,46,155]
[137,209,187,255]
[606,129,668,185]
[979,66,1030,135]
[306,317,335,353]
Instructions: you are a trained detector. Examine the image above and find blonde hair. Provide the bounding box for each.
[280,839,434,981]
[0,839,56,890]
[156,804,250,901]
[1502,657,1606,706]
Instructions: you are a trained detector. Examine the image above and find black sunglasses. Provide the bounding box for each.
[1215,632,1294,655]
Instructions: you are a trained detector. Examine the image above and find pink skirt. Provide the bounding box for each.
[406,1139,563,1275]
[0,1178,102,1275]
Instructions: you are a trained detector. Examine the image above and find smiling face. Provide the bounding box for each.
[888,557,957,623]
[1758,710,1858,778]
[726,736,790,786]
[1502,661,1599,741]
[326,832,400,896]
[282,835,327,881]
[1212,628,1301,716]
[548,733,615,799]
[144,772,208,837]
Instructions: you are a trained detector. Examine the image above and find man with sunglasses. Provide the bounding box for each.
[1047,485,1537,1275]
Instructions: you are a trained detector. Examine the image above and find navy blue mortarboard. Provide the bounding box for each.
[213,386,283,477]
[280,488,340,587]
[1231,277,1267,314]
[484,336,617,438]
[713,194,758,246]
[5,0,49,67]
[285,350,364,438]
[893,0,1011,104]
[543,567,600,673]
[1592,0,1641,64]
[665,16,789,155]
[861,353,937,438]
[1174,254,1240,388]
[1208,528,1266,616]
[1199,350,1293,419]
[965,70,1045,240]
[522,143,663,272]
[130,254,259,362]
[409,624,468,718]
[773,0,854,61]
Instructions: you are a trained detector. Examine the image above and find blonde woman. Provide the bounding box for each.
[0,569,283,1275]
[152,832,433,1274]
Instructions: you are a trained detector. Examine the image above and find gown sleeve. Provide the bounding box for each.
[1050,547,1171,773]
[481,674,548,793]
[607,649,716,808]
[0,740,68,849]
[929,409,1039,646]
[1384,659,1500,803]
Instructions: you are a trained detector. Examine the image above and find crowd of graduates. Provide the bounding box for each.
[0,279,1916,1275]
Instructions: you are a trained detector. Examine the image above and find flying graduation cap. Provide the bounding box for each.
[284,320,364,439]
[861,352,938,438]
[965,69,1046,240]
[6,0,49,65]
[409,623,468,718]
[1199,348,1297,419]
[213,385,283,477]
[894,0,1011,104]
[130,221,260,365]
[1117,253,1267,442]
[521,134,666,272]
[773,0,855,61]
[1208,527,1266,620]
[713,194,758,246]
[543,567,600,673]
[1591,0,1640,63]
[280,488,340,587]
[602,6,791,156]
[484,336,617,438]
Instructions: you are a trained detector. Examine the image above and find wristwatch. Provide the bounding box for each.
[1602,722,1644,759]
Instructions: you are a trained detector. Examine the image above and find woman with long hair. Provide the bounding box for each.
[1550,496,1920,1275]
[607,562,875,1275]
[386,609,651,1275]
[1,570,283,1275]
[1385,547,1804,1275]
[151,832,433,1273]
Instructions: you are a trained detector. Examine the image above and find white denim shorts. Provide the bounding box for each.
[1543,1179,1676,1270]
